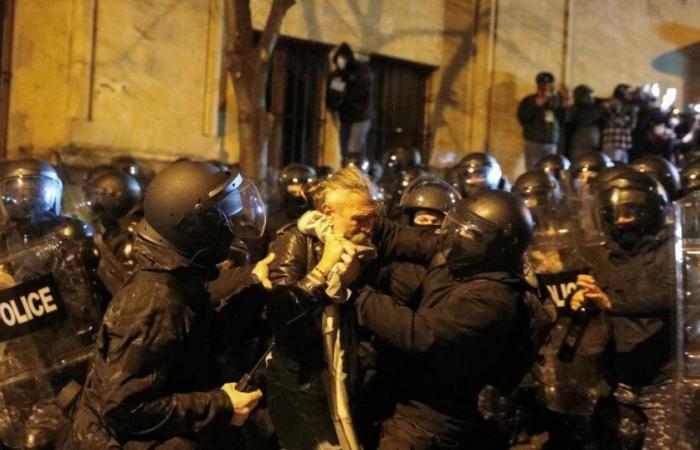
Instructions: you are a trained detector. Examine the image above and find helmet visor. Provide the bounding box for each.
[440,208,499,244]
[0,175,62,220]
[214,175,267,239]
[599,188,649,230]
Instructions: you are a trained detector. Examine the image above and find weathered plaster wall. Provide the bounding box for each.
[8,0,225,164]
[442,0,700,179]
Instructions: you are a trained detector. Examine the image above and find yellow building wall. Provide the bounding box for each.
[8,0,225,165]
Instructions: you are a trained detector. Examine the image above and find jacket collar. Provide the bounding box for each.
[133,234,218,281]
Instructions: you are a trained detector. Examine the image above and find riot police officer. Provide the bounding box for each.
[381,146,422,178]
[381,166,428,218]
[111,155,151,187]
[0,159,105,448]
[398,176,461,228]
[343,152,372,174]
[81,168,144,293]
[681,159,700,196]
[83,169,142,245]
[515,169,609,449]
[453,152,508,197]
[512,170,562,212]
[570,151,614,192]
[630,154,682,201]
[277,164,317,221]
[576,171,686,449]
[71,160,267,449]
[0,159,94,247]
[356,191,552,449]
[246,163,318,265]
[534,153,571,186]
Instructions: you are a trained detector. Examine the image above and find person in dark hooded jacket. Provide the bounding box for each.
[327,42,373,159]
[70,161,268,449]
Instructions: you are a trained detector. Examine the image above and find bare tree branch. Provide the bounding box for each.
[257,0,296,63]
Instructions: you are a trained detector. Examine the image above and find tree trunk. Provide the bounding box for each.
[225,0,295,181]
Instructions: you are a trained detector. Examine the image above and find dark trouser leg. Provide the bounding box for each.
[339,122,352,160]
[346,120,371,156]
[266,359,340,450]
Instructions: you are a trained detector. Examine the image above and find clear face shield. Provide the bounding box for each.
[599,188,649,233]
[0,175,63,221]
[459,165,501,195]
[439,209,499,246]
[212,173,267,239]
[519,186,562,210]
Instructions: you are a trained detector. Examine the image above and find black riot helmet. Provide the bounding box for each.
[111,156,143,178]
[454,152,503,196]
[396,167,428,193]
[137,160,266,265]
[592,164,635,192]
[439,191,533,278]
[681,160,700,195]
[315,165,334,180]
[382,147,422,176]
[399,176,461,227]
[571,151,614,187]
[0,159,63,222]
[84,164,120,185]
[630,155,681,201]
[84,170,143,223]
[277,164,317,218]
[512,170,562,210]
[343,152,371,174]
[596,171,668,247]
[534,154,571,181]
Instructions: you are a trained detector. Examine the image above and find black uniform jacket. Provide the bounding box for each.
[355,261,525,420]
[71,235,257,449]
[593,230,674,386]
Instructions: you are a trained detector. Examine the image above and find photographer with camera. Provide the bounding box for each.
[517,71,567,169]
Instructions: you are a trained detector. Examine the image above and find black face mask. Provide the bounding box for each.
[283,193,309,218]
[440,233,487,278]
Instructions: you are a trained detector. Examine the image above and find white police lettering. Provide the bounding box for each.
[546,281,578,308]
[0,285,58,327]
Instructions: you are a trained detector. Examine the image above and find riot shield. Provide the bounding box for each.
[527,203,609,416]
[672,191,700,446]
[0,232,102,448]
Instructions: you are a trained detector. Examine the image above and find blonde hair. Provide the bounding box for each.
[312,166,380,209]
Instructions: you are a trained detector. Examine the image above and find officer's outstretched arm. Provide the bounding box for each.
[372,217,439,264]
[355,284,512,354]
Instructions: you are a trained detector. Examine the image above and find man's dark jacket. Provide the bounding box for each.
[71,235,257,449]
[517,94,565,144]
[326,61,373,124]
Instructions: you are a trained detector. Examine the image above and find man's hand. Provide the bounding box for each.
[252,253,275,290]
[339,248,361,287]
[571,274,612,311]
[317,234,346,274]
[221,383,263,426]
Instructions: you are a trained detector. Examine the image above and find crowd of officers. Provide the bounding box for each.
[0,130,699,449]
